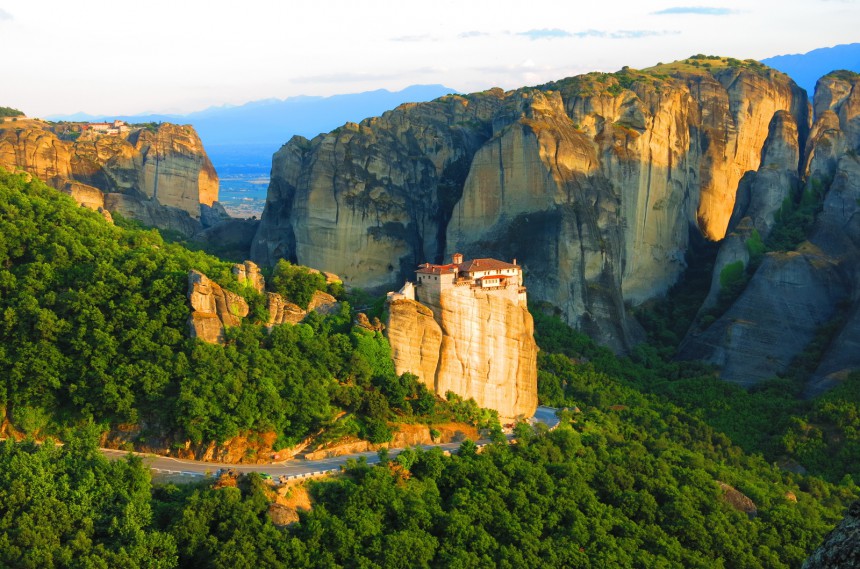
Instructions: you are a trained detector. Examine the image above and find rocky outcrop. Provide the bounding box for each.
[265,293,308,326]
[682,69,807,240]
[188,265,340,343]
[698,110,803,311]
[266,289,340,328]
[233,260,265,293]
[188,270,249,344]
[386,298,443,386]
[385,280,537,419]
[681,72,860,390]
[803,501,860,569]
[680,248,849,387]
[0,120,222,235]
[717,481,758,519]
[434,287,538,418]
[730,111,802,238]
[252,63,806,352]
[251,92,505,288]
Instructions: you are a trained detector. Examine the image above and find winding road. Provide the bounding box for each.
[101,406,561,481]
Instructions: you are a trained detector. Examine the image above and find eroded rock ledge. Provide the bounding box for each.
[188,260,339,344]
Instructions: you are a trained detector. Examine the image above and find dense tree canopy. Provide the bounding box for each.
[1,169,857,568]
[0,170,477,449]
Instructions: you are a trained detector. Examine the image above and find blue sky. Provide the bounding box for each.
[1,0,858,117]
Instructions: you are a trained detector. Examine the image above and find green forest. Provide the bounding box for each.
[0,169,491,451]
[1,169,858,567]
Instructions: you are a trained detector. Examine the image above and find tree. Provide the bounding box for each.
[269,260,326,309]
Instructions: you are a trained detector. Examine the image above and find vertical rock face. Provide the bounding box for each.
[252,63,806,352]
[251,92,505,287]
[679,249,849,387]
[681,71,860,390]
[732,111,802,238]
[386,298,443,388]
[0,120,220,235]
[684,69,808,240]
[434,286,538,419]
[697,110,803,312]
[385,265,538,419]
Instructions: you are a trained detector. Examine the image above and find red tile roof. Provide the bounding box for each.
[415,257,520,275]
[416,263,457,275]
[458,258,519,272]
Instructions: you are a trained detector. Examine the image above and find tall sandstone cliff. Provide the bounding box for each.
[0,120,224,235]
[680,71,860,393]
[251,62,807,351]
[385,283,538,419]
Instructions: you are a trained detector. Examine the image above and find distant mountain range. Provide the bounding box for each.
[42,45,860,184]
[762,43,860,95]
[49,84,456,180]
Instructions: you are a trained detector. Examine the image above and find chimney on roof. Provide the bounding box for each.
[513,258,517,266]
[452,253,463,265]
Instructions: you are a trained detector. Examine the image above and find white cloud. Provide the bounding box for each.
[652,6,736,15]
[517,28,572,40]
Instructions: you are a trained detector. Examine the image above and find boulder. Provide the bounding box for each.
[187,270,249,344]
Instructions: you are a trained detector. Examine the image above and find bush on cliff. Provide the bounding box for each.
[270,259,328,308]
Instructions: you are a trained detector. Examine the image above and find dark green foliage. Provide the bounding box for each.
[709,259,750,318]
[167,475,306,568]
[287,422,852,568]
[0,171,483,449]
[0,430,177,568]
[0,106,24,117]
[7,419,853,568]
[0,169,235,433]
[536,305,859,485]
[767,181,827,252]
[5,403,855,568]
[746,229,766,265]
[782,372,860,483]
[719,260,746,292]
[632,245,717,351]
[270,259,327,309]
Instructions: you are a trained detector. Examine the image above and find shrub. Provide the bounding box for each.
[270,259,327,308]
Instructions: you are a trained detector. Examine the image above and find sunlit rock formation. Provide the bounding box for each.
[385,254,538,418]
[680,71,860,392]
[252,60,806,352]
[0,119,222,235]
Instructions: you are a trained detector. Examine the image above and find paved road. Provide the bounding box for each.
[101,440,473,480]
[101,406,561,480]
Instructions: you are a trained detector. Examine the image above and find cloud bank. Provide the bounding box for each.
[652,6,735,15]
[517,28,678,40]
